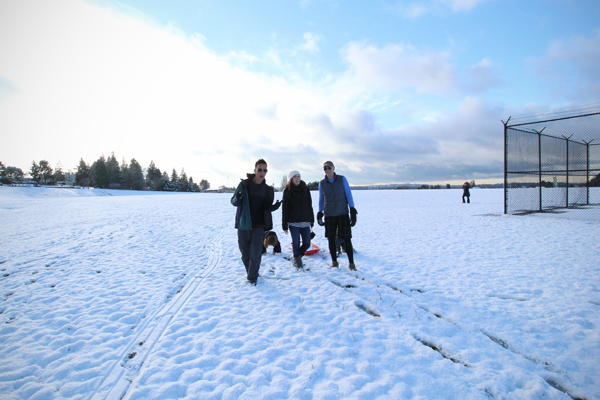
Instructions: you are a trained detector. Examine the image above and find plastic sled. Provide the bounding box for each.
[290,242,321,256]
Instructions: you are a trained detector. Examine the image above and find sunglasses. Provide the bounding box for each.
[257,168,268,173]
[323,166,332,170]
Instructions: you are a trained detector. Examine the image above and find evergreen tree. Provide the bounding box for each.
[307,181,319,191]
[75,159,91,187]
[170,168,178,184]
[128,158,145,190]
[146,160,163,191]
[178,169,188,192]
[106,152,123,189]
[189,177,200,192]
[162,171,171,191]
[90,155,109,188]
[121,157,130,190]
[0,161,6,184]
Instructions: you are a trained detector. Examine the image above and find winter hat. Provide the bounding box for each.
[288,170,301,181]
[323,161,334,169]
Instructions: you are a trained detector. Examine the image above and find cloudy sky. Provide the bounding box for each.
[1,0,599,187]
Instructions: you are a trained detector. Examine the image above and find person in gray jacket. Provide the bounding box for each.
[317,161,357,270]
[231,159,281,285]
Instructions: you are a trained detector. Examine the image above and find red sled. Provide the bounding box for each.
[290,243,321,255]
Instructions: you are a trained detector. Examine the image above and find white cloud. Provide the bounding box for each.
[0,0,332,185]
[392,0,491,18]
[463,58,502,93]
[298,32,322,53]
[442,0,490,12]
[528,29,600,103]
[0,0,508,187]
[340,41,457,95]
[530,28,600,100]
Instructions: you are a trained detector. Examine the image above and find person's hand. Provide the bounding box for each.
[284,230,288,235]
[271,199,282,210]
[317,212,324,226]
[350,207,357,227]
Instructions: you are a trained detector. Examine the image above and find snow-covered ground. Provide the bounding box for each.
[1,186,599,400]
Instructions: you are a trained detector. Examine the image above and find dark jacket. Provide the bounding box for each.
[462,183,471,196]
[282,180,314,231]
[231,174,279,230]
[320,174,349,217]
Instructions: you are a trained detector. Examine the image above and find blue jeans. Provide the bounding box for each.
[289,226,311,257]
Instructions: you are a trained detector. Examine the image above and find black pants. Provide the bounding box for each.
[463,194,470,203]
[237,228,264,281]
[324,214,354,264]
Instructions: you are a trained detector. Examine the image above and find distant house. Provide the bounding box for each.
[205,186,232,193]
[64,172,76,186]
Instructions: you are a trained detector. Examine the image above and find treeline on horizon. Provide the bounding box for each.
[0,153,210,192]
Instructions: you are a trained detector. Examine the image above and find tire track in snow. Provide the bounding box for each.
[89,223,227,400]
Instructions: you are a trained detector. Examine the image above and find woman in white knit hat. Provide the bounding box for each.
[282,170,314,269]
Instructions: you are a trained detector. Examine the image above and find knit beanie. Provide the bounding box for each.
[288,170,301,181]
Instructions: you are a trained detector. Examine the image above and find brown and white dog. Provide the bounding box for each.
[262,231,282,254]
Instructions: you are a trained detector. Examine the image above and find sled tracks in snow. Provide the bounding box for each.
[89,224,227,400]
[303,263,593,400]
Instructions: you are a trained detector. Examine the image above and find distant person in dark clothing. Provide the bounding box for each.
[282,170,314,270]
[318,161,357,271]
[231,159,281,285]
[462,182,471,203]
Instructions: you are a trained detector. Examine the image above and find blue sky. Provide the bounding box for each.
[1,0,599,187]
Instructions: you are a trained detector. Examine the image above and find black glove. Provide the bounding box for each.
[236,191,243,200]
[317,211,324,226]
[350,207,357,227]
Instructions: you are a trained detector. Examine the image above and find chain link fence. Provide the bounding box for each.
[504,112,600,218]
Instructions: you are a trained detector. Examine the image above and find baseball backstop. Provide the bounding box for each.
[504,111,600,216]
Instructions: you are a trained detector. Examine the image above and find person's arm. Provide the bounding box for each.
[231,182,243,206]
[308,190,315,226]
[318,181,324,212]
[343,177,355,209]
[282,191,289,233]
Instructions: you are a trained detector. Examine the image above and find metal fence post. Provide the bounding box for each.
[502,118,510,214]
[538,131,542,211]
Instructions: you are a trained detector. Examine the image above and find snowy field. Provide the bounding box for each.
[1,186,599,400]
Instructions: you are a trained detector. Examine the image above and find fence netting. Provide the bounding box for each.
[504,112,600,219]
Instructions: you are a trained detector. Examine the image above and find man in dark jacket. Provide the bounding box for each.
[317,161,357,270]
[231,159,281,285]
[462,182,471,203]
